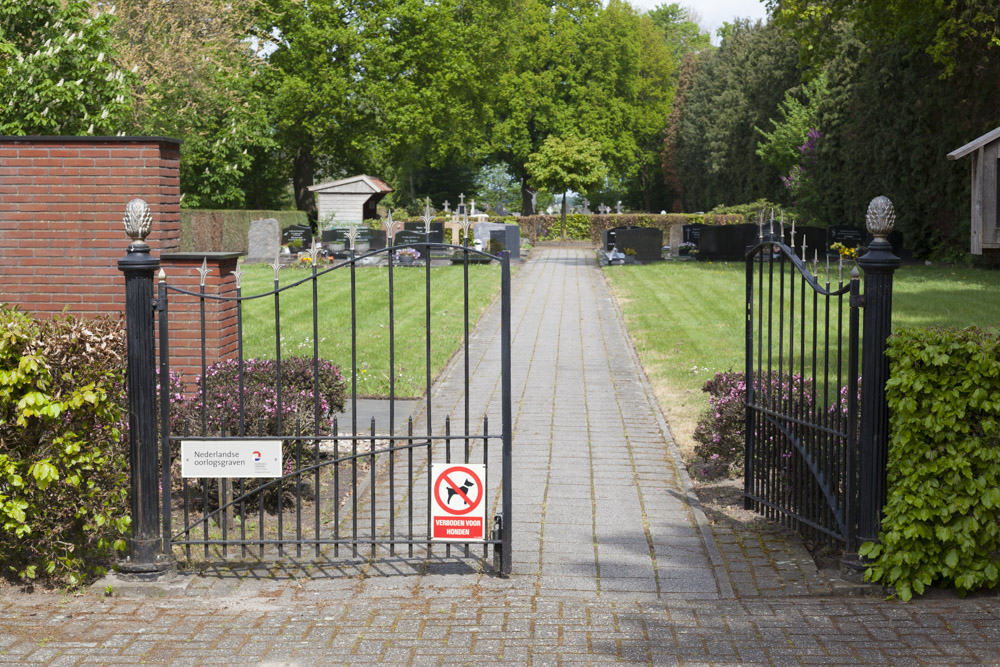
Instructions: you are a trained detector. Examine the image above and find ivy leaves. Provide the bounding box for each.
[861,327,1000,601]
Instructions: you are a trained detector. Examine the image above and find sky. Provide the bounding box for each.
[628,0,770,44]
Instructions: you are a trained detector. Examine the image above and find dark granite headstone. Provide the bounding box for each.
[281,224,312,248]
[697,224,758,260]
[393,229,425,252]
[403,222,444,245]
[682,224,704,245]
[603,226,662,262]
[828,226,865,251]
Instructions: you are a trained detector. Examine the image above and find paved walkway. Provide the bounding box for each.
[2,247,1000,664]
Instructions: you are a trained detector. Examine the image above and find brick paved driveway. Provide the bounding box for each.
[2,247,998,665]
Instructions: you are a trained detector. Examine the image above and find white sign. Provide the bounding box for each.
[181,440,282,478]
[430,463,487,542]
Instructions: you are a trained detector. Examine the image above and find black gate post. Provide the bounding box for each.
[117,199,172,578]
[500,250,513,575]
[856,196,900,546]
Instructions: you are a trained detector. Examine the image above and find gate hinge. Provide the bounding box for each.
[850,294,866,308]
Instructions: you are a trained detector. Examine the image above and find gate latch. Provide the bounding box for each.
[491,514,503,573]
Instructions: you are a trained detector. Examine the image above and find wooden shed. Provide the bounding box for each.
[947,126,1000,253]
[308,175,393,224]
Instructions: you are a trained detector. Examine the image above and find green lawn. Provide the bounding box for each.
[238,261,504,398]
[603,260,1000,457]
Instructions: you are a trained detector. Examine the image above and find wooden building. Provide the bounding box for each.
[948,126,1000,253]
[308,175,393,224]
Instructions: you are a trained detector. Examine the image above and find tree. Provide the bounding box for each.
[755,74,827,174]
[0,0,133,135]
[108,0,276,208]
[767,0,1000,76]
[525,134,607,238]
[647,3,711,68]
[490,0,602,215]
[664,19,801,211]
[256,0,367,221]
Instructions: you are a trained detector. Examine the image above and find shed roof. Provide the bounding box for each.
[948,126,1000,160]
[307,174,394,194]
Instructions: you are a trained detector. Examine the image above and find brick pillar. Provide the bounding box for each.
[0,136,181,316]
[159,253,241,389]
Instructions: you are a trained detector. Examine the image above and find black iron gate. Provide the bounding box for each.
[153,227,512,573]
[744,225,861,549]
[744,198,900,553]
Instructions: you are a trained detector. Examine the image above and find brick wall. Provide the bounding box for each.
[0,136,181,313]
[0,136,238,386]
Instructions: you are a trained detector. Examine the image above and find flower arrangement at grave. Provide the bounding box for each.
[624,247,637,256]
[678,241,697,255]
[830,242,858,261]
[394,247,420,260]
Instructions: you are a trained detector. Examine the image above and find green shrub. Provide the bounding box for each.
[0,307,130,586]
[860,327,1000,600]
[707,199,785,221]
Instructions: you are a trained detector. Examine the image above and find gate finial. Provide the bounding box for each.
[866,196,895,241]
[123,198,152,249]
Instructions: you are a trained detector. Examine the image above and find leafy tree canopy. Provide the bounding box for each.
[0,0,133,135]
[109,0,276,208]
[647,3,711,65]
[526,133,607,236]
[767,0,1000,75]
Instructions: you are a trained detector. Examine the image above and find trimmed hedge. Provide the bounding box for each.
[860,327,1000,600]
[179,209,309,253]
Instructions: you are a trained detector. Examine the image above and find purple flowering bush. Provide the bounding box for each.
[693,370,814,476]
[175,357,346,437]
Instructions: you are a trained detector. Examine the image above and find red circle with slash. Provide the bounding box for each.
[433,466,484,516]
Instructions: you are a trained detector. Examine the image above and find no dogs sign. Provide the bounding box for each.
[430,464,487,541]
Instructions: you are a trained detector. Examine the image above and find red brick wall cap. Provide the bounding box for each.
[0,135,182,146]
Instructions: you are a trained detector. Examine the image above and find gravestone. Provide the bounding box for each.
[322,228,348,244]
[494,202,511,217]
[683,224,704,245]
[475,222,520,259]
[394,229,426,252]
[582,198,591,214]
[602,226,662,262]
[697,224,758,260]
[827,226,865,256]
[282,224,312,249]
[247,218,280,263]
[403,221,444,245]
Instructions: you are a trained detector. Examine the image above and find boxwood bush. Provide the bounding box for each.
[860,327,1000,600]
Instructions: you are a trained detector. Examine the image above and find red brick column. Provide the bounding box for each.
[159,253,241,387]
[0,136,181,314]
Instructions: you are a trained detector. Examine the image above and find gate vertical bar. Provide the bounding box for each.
[157,271,171,553]
[744,249,755,510]
[118,198,171,577]
[846,268,862,550]
[500,251,513,575]
[856,196,900,545]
